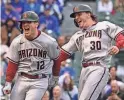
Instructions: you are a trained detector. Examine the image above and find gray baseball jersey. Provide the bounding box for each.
[62,21,123,65]
[7,31,60,100]
[62,21,123,100]
[7,31,60,75]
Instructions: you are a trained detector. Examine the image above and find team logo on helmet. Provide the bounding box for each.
[73,7,79,12]
[23,13,28,19]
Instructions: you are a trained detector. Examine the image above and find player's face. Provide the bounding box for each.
[22,21,38,40]
[74,12,90,29]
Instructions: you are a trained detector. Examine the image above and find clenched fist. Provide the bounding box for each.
[108,46,119,55]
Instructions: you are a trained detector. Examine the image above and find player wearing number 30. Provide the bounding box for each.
[53,4,124,100]
[3,11,60,100]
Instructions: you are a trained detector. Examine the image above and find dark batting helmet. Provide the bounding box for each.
[70,4,94,27]
[70,4,93,18]
[19,11,39,22]
[18,11,39,31]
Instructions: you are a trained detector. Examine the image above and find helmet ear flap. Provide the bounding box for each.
[18,22,23,32]
[74,19,79,27]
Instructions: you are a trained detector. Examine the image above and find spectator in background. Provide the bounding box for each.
[11,0,24,15]
[1,0,5,13]
[1,0,9,4]
[51,85,62,100]
[42,90,50,100]
[1,2,20,24]
[100,65,124,100]
[107,80,124,100]
[97,0,113,14]
[23,0,41,15]
[40,0,63,26]
[56,0,64,12]
[100,80,124,100]
[59,59,76,79]
[109,66,122,82]
[114,0,124,13]
[1,18,20,46]
[58,73,78,100]
[37,0,43,5]
[55,0,64,25]
[39,5,60,39]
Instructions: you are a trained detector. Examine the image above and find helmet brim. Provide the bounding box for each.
[70,10,92,18]
[18,19,38,22]
[70,11,81,18]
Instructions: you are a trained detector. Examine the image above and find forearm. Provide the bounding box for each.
[6,61,18,82]
[53,49,70,76]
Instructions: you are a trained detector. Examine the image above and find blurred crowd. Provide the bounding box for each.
[1,0,124,100]
[97,0,124,13]
[1,0,68,46]
[97,0,124,28]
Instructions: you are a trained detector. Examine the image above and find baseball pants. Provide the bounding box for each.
[78,65,109,100]
[10,75,49,100]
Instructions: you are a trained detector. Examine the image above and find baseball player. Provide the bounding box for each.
[53,4,124,100]
[3,11,60,100]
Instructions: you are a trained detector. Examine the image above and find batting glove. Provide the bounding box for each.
[53,76,59,84]
[49,76,59,89]
[3,82,12,95]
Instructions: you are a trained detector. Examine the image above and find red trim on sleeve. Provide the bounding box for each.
[60,49,71,61]
[52,49,70,76]
[7,57,18,65]
[115,33,124,49]
[6,61,18,82]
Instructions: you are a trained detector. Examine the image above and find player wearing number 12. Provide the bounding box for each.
[3,11,60,100]
[53,4,124,100]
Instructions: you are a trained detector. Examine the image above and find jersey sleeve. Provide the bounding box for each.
[106,21,123,39]
[62,36,78,54]
[7,39,19,64]
[48,40,60,59]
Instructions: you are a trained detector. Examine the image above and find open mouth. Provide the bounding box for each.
[24,26,30,32]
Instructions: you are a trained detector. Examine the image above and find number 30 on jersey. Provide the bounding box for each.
[90,41,101,50]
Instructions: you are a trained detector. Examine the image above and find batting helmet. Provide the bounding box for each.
[18,11,39,31]
[19,11,39,22]
[70,4,93,27]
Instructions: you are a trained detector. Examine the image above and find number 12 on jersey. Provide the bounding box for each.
[37,61,45,70]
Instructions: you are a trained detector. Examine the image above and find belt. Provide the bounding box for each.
[82,62,101,68]
[20,72,47,79]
